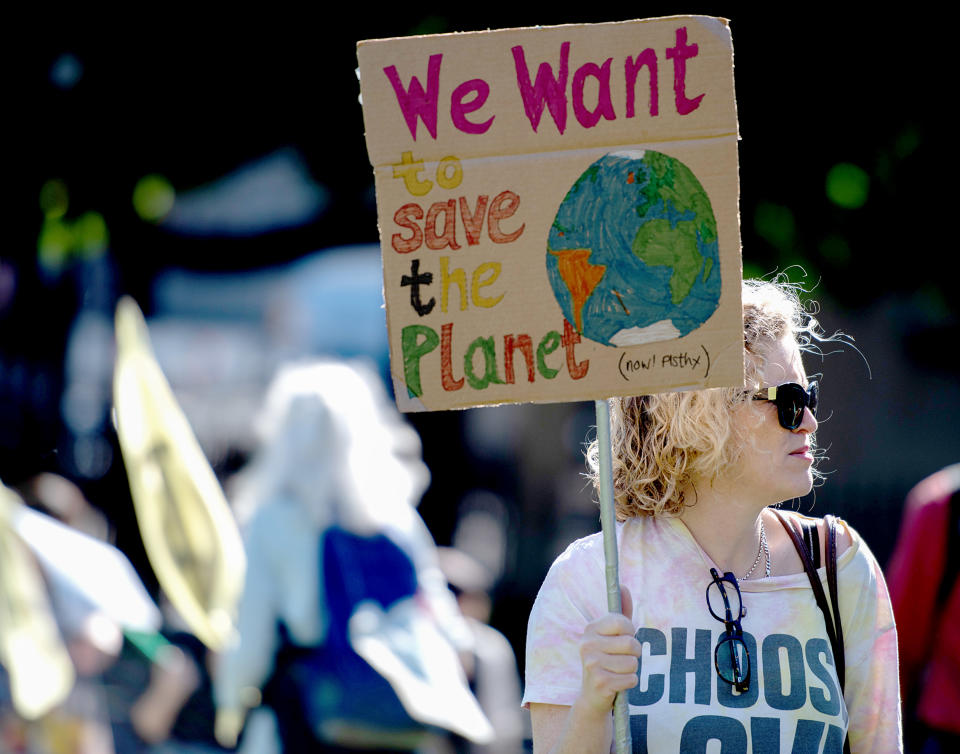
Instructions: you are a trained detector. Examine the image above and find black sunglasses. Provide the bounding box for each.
[706,568,751,693]
[752,381,818,430]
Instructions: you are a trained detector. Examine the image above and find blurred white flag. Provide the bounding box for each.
[113,297,245,650]
[0,484,75,719]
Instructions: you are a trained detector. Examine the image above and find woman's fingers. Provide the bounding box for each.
[591,612,636,637]
[578,609,642,712]
[581,624,641,669]
[583,649,639,677]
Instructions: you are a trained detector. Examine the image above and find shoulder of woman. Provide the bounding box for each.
[768,508,856,568]
[820,516,887,583]
[528,534,610,631]
[537,531,609,602]
[552,529,607,568]
[822,514,855,556]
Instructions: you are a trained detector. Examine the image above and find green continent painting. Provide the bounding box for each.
[547,150,720,346]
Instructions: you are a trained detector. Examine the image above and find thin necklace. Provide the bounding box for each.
[742,519,771,579]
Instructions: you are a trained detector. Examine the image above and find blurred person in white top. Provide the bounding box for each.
[214,360,471,751]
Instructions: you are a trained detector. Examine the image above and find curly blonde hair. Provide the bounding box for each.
[587,277,823,519]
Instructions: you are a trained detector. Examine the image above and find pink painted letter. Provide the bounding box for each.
[665,27,704,115]
[572,58,615,128]
[511,42,570,134]
[450,78,494,135]
[383,54,443,140]
[625,49,658,117]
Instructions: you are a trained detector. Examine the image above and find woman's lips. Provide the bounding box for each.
[790,445,813,461]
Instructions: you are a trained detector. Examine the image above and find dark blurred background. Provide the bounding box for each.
[4,5,956,674]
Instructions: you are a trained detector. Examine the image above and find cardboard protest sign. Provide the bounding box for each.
[358,16,742,412]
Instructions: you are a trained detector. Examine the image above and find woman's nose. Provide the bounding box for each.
[796,405,818,434]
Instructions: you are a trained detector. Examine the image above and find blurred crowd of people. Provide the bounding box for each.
[0,358,526,754]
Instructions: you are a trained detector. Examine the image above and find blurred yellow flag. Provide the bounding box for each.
[113,297,245,650]
[0,484,75,719]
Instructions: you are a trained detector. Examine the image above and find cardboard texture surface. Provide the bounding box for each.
[358,16,743,411]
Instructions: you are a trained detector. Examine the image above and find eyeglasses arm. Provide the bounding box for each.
[752,386,777,402]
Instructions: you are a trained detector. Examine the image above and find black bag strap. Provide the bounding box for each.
[823,514,846,686]
[771,509,850,754]
[772,511,841,666]
[802,518,821,570]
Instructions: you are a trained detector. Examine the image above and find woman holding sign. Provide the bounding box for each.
[523,279,901,753]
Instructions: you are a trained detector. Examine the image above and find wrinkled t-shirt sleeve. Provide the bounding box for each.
[840,529,903,753]
[522,540,606,709]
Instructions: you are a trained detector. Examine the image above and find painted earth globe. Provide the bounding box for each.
[546,150,721,347]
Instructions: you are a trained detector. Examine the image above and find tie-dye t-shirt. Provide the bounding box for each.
[523,513,901,753]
